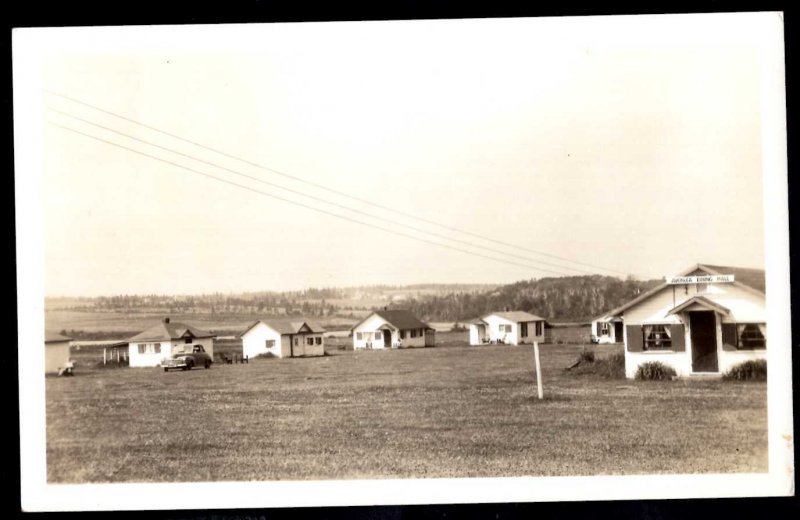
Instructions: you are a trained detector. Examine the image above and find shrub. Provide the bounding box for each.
[635,361,677,381]
[569,352,625,379]
[723,360,767,381]
[578,348,595,364]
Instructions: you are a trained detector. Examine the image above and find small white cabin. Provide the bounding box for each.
[240,319,325,358]
[467,311,547,346]
[351,309,435,349]
[45,331,73,374]
[591,315,624,344]
[127,318,216,368]
[612,264,767,379]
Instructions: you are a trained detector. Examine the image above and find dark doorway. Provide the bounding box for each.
[383,330,392,348]
[614,322,624,343]
[690,311,718,372]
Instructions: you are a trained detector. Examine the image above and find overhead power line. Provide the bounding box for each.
[50,121,583,277]
[48,107,594,276]
[46,90,641,279]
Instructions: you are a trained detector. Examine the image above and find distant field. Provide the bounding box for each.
[45,310,359,339]
[46,341,767,483]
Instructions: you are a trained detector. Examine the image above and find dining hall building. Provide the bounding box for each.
[606,264,767,379]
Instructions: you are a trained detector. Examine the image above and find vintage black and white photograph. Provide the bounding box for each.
[14,11,792,511]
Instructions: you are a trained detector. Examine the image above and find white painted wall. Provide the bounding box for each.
[473,315,546,345]
[623,281,766,378]
[128,337,214,367]
[45,340,71,373]
[352,313,426,349]
[242,322,284,358]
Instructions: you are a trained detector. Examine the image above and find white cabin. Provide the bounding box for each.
[240,319,325,358]
[351,309,435,349]
[591,315,624,344]
[127,318,216,368]
[611,264,767,378]
[467,311,547,346]
[45,331,72,374]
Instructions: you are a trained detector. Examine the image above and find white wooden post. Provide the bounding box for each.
[103,348,107,365]
[533,341,543,399]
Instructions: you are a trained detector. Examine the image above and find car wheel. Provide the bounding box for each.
[182,365,189,371]
[164,367,168,372]
[204,360,211,369]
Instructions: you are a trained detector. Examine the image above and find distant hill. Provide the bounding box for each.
[45,277,659,324]
[385,275,662,323]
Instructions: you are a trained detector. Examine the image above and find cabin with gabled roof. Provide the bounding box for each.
[127,317,216,367]
[351,309,435,349]
[467,311,548,345]
[240,319,325,358]
[610,263,766,378]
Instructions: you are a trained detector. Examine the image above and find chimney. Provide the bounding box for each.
[163,317,170,324]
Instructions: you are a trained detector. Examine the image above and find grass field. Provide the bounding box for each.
[45,341,767,483]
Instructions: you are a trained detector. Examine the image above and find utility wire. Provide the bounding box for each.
[46,90,641,279]
[49,121,581,277]
[48,107,595,276]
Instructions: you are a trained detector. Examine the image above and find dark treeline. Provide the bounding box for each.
[387,276,662,322]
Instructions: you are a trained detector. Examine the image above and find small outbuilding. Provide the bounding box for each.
[610,264,767,378]
[45,331,73,374]
[351,309,435,349]
[467,311,548,346]
[591,314,624,344]
[127,318,216,368]
[240,319,325,358]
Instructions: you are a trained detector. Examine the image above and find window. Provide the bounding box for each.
[535,321,543,336]
[410,329,417,338]
[184,337,192,344]
[137,343,160,354]
[499,324,511,333]
[193,345,204,353]
[315,337,322,345]
[401,331,407,339]
[598,322,610,335]
[307,337,314,346]
[737,323,766,349]
[375,331,383,341]
[521,323,528,337]
[643,325,672,350]
[265,340,275,348]
[356,332,363,341]
[294,338,298,346]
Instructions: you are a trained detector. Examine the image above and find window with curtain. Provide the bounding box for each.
[643,324,672,350]
[535,321,543,336]
[521,323,528,336]
[737,323,766,349]
[598,322,610,335]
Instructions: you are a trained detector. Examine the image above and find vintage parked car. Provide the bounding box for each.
[162,344,213,372]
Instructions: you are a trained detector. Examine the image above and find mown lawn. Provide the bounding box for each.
[45,343,767,482]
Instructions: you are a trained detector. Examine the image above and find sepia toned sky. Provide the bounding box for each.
[34,15,773,296]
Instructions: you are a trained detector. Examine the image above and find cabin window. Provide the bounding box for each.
[535,321,543,336]
[737,323,767,350]
[643,325,672,350]
[294,338,298,346]
[410,330,417,338]
[499,324,511,333]
[137,343,160,354]
[598,322,610,335]
[401,330,407,339]
[265,340,275,348]
[521,323,528,336]
[184,337,192,344]
[315,337,322,345]
[356,332,363,341]
[375,331,383,341]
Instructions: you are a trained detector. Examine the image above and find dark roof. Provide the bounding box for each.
[698,264,766,294]
[240,319,326,337]
[45,331,72,343]
[351,309,431,331]
[128,321,215,342]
